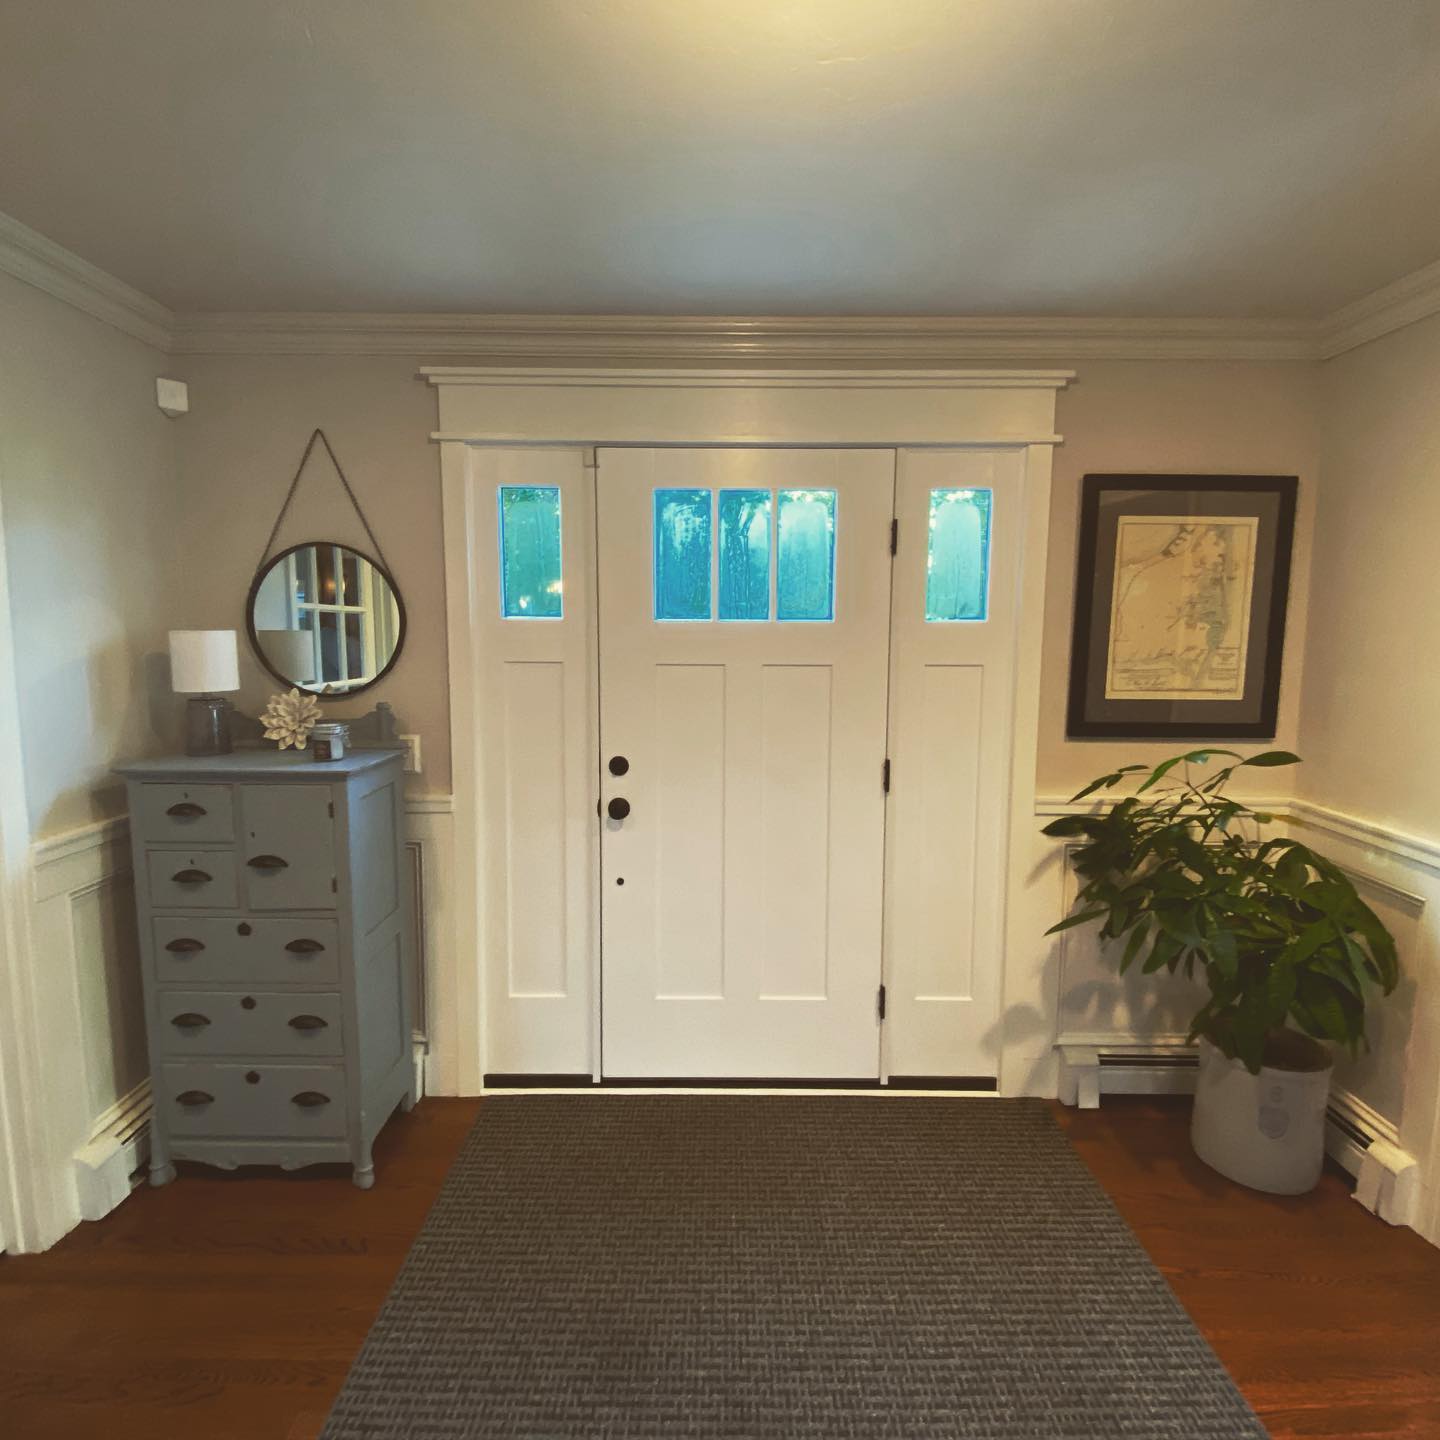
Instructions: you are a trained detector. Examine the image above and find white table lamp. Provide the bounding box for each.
[170,629,240,755]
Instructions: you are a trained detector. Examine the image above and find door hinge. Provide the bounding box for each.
[889,518,899,555]
[878,984,887,1021]
[882,758,891,793]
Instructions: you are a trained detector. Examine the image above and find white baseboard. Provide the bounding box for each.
[73,1079,151,1221]
[1055,1035,1421,1228]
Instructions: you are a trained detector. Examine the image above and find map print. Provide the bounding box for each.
[1105,515,1258,700]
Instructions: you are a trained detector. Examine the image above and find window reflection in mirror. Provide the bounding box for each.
[250,543,403,694]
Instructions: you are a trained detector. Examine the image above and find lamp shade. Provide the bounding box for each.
[257,628,316,686]
[169,629,239,694]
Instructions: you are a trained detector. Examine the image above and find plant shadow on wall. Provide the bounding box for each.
[1044,750,1399,1195]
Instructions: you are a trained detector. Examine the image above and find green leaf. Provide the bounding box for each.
[1137,750,1240,793]
[1044,906,1108,935]
[1119,922,1150,975]
[1239,750,1302,769]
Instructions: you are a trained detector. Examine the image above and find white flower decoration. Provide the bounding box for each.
[261,688,323,750]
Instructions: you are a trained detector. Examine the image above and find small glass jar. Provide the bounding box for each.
[311,722,350,762]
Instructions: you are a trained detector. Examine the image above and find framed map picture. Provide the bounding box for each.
[1067,475,1297,738]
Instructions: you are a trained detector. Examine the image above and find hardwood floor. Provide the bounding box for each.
[0,1095,1436,1439]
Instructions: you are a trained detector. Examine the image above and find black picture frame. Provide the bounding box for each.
[245,539,408,700]
[1066,475,1297,739]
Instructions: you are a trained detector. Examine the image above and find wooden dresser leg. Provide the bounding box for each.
[149,1161,177,1187]
[352,1164,375,1190]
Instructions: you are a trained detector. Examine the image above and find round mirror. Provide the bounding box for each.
[246,541,406,696]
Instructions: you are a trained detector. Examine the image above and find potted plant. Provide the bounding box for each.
[1042,749,1398,1194]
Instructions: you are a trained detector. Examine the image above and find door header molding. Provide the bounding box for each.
[425,367,1072,449]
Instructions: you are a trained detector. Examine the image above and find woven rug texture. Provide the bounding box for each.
[321,1096,1268,1439]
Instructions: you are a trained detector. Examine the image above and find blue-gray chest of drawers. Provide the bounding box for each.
[115,749,414,1189]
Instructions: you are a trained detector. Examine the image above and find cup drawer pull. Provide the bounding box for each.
[247,854,289,871]
[171,868,212,885]
[285,938,326,954]
[164,937,205,954]
[170,1012,211,1029]
[291,1090,331,1108]
[288,1014,329,1032]
[175,1090,214,1107]
[165,802,207,818]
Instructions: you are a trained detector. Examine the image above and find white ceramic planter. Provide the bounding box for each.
[1191,1037,1333,1195]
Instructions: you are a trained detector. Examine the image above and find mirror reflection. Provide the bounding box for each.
[249,542,404,694]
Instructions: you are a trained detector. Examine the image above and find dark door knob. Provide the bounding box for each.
[608,755,630,776]
[607,797,631,821]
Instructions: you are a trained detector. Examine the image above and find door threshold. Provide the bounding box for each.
[483,1074,998,1093]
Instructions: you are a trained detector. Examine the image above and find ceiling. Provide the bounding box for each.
[2,0,1439,318]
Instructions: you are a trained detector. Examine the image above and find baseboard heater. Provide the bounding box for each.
[484,1074,998,1092]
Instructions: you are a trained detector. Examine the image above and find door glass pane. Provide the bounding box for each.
[498,486,564,619]
[654,488,712,620]
[718,489,771,620]
[316,544,338,604]
[777,489,836,621]
[317,611,340,682]
[925,488,992,622]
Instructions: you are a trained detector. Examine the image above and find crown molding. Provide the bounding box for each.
[3,201,1436,364]
[170,310,1318,362]
[1315,255,1440,359]
[0,211,174,351]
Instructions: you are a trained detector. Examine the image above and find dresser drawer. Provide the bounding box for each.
[146,849,239,909]
[134,783,235,844]
[241,785,337,911]
[160,1062,347,1139]
[152,917,341,985]
[158,990,344,1058]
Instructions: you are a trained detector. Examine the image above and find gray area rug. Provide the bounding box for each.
[321,1097,1268,1439]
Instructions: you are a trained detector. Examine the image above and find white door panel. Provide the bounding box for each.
[471,448,597,1076]
[598,449,894,1078]
[883,448,1023,1079]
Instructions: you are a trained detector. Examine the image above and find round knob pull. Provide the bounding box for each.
[607,797,631,821]
[240,996,257,1011]
[608,755,630,776]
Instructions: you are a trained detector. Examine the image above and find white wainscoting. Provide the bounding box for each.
[27,790,456,1235]
[1039,794,1438,1245]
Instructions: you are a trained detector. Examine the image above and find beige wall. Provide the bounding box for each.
[0,270,181,836]
[1300,312,1440,834]
[171,356,449,790]
[173,355,1321,807]
[1040,359,1319,799]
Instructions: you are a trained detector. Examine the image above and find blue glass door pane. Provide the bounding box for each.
[654,488,713,620]
[925,488,992,621]
[718,489,771,620]
[498,486,563,618]
[776,489,836,621]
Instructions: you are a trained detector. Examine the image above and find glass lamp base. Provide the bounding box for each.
[184,696,234,756]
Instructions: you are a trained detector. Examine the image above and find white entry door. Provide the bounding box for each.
[597,449,895,1079]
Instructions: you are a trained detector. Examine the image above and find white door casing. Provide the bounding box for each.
[882,448,1025,1080]
[430,368,1070,1095]
[597,449,894,1079]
